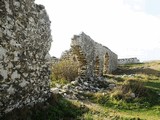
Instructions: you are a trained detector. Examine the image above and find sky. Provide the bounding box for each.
[35,0,160,61]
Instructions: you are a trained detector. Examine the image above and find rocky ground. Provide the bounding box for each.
[51,76,111,99]
[51,74,137,100]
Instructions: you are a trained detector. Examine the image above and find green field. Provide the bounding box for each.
[33,61,160,120]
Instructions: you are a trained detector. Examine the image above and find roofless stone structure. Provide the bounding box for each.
[71,32,118,78]
[0,0,118,117]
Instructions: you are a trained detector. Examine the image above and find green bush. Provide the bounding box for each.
[110,80,147,101]
[51,59,79,86]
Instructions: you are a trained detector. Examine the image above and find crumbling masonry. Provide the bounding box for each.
[0,0,52,116]
[118,57,140,64]
[71,32,118,78]
[0,0,118,117]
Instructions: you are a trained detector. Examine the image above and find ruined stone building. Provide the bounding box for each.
[0,0,52,116]
[71,32,118,78]
[118,57,140,64]
[0,0,118,117]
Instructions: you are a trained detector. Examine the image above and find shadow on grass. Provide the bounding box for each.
[86,90,159,113]
[1,93,88,120]
[145,81,160,91]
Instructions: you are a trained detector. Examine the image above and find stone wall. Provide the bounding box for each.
[0,0,52,116]
[71,32,117,78]
[118,57,140,64]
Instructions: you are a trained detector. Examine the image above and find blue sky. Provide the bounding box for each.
[35,0,160,61]
[145,0,160,15]
[125,0,160,15]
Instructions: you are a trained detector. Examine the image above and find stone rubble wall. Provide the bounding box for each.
[0,0,52,116]
[118,57,140,64]
[71,32,117,78]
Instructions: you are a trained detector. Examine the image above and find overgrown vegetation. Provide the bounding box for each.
[51,59,78,87]
[47,60,160,120]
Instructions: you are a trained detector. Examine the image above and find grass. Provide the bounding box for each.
[84,61,160,120]
[31,94,88,120]
[83,91,160,119]
[51,77,69,87]
[35,60,160,120]
[103,61,160,119]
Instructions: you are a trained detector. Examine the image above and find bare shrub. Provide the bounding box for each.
[51,59,79,82]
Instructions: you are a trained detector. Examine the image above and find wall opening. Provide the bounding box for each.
[94,56,100,76]
[71,46,87,77]
[103,52,109,75]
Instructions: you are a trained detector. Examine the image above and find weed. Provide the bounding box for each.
[51,59,79,87]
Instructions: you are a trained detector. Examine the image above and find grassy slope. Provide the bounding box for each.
[34,61,160,120]
[79,61,160,120]
[103,61,160,120]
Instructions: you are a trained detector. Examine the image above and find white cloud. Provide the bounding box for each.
[124,0,145,11]
[35,0,160,61]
